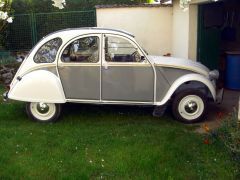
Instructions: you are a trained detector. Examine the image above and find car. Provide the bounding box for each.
[3,27,223,123]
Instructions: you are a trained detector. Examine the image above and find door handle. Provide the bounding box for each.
[102,64,109,70]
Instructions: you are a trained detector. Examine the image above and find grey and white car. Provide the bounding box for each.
[3,28,223,123]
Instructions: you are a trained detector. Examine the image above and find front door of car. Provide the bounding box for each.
[101,34,154,102]
[58,34,101,100]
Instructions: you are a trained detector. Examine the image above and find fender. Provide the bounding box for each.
[155,73,216,106]
[8,70,66,103]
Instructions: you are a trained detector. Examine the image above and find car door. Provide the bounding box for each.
[101,34,154,103]
[58,34,101,101]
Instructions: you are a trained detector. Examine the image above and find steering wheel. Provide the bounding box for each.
[131,51,141,62]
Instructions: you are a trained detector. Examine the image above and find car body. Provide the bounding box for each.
[3,27,223,123]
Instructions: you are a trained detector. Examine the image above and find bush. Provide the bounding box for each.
[213,111,240,162]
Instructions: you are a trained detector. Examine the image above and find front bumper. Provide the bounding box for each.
[3,91,8,102]
[216,88,224,104]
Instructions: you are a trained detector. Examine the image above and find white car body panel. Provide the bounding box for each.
[8,70,66,103]
[148,55,210,77]
[156,73,216,106]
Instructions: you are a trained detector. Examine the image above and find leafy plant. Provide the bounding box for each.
[0,0,13,50]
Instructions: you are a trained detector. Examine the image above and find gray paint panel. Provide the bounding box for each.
[102,66,154,102]
[58,66,100,100]
[155,66,192,102]
[161,67,192,84]
[155,67,170,102]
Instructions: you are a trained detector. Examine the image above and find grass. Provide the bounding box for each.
[0,85,239,179]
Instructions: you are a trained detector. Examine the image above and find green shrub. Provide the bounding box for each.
[213,111,240,162]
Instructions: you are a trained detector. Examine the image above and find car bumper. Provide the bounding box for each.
[3,91,8,102]
[216,88,224,104]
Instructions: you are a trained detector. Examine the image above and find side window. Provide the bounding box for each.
[105,36,142,63]
[34,38,62,63]
[61,36,99,63]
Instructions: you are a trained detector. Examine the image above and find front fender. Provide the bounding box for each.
[156,73,216,106]
[8,70,66,103]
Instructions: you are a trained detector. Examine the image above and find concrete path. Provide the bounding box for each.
[195,89,240,133]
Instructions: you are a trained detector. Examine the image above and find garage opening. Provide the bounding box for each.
[197,0,240,88]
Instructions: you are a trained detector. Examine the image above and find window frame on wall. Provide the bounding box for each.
[103,34,146,64]
[60,35,100,64]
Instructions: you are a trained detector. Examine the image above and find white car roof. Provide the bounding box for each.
[45,27,135,39]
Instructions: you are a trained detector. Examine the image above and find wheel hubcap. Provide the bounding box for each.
[30,102,56,121]
[37,103,50,114]
[184,101,198,114]
[178,95,204,121]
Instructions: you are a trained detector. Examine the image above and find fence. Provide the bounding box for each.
[5,10,96,51]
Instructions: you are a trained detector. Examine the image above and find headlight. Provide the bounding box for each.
[209,70,219,80]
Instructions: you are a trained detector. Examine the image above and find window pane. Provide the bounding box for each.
[105,36,141,62]
[61,36,99,63]
[34,38,62,63]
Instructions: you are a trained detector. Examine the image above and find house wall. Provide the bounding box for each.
[172,1,189,59]
[96,3,199,61]
[172,0,198,60]
[96,6,173,56]
[188,4,198,60]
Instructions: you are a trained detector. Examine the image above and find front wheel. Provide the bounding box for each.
[172,91,207,123]
[26,102,61,123]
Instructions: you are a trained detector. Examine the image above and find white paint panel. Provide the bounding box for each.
[156,73,216,106]
[8,70,66,103]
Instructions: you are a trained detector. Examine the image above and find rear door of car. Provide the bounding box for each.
[58,34,102,101]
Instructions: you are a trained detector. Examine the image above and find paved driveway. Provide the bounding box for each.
[196,89,240,133]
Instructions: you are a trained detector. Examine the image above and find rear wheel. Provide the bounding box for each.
[172,90,207,123]
[26,102,61,123]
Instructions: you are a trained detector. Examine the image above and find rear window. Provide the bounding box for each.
[34,38,62,63]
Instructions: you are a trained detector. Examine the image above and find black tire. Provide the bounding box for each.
[172,90,207,123]
[26,102,62,123]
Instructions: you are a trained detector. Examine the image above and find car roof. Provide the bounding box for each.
[47,27,135,38]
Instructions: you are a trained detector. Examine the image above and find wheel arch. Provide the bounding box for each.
[156,73,216,106]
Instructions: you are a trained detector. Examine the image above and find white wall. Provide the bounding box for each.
[96,3,199,60]
[96,6,173,56]
[172,0,189,59]
[188,4,198,60]
[172,0,198,60]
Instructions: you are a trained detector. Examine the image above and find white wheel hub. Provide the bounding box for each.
[30,102,56,121]
[178,95,204,121]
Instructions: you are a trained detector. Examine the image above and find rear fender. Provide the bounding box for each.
[8,70,66,103]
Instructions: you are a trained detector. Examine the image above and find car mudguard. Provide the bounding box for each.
[156,73,216,106]
[8,70,66,103]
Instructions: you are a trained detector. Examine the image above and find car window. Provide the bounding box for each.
[61,36,99,63]
[34,38,62,63]
[105,36,142,63]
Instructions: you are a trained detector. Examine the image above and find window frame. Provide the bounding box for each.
[33,37,62,64]
[103,34,147,64]
[60,34,101,64]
